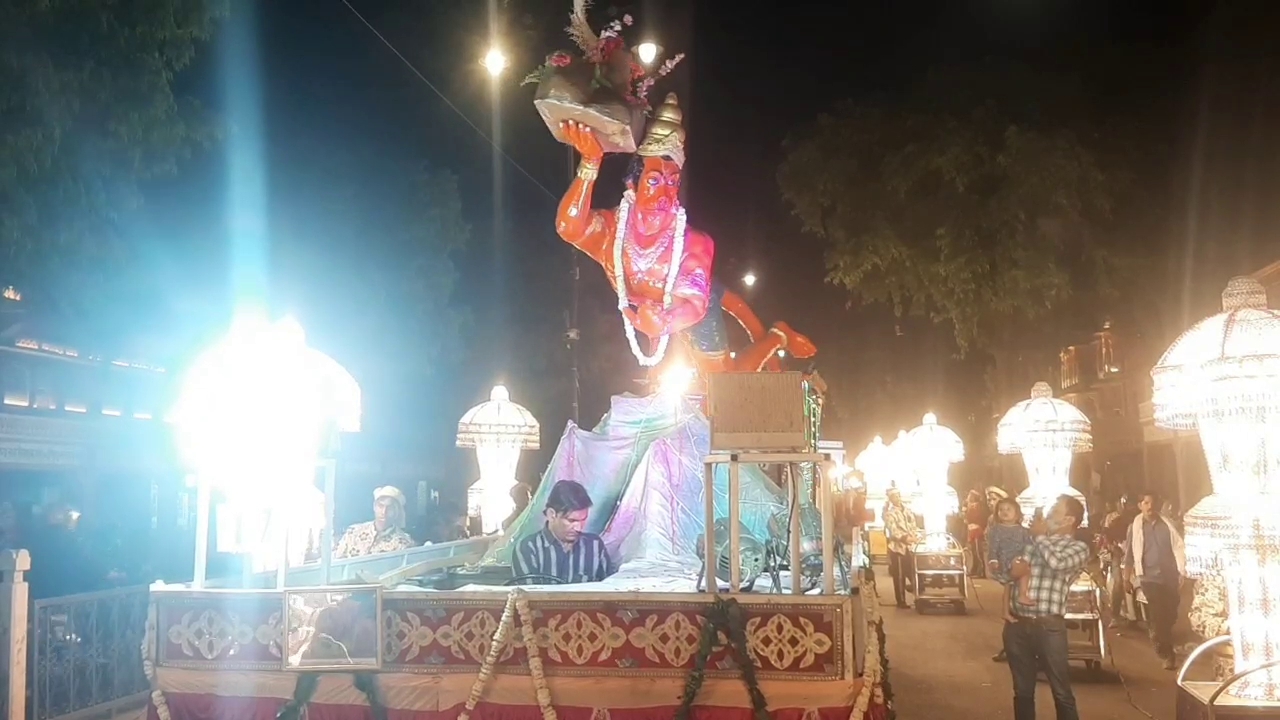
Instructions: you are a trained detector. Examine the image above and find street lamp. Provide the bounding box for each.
[742,271,757,288]
[635,42,660,66]
[482,47,508,77]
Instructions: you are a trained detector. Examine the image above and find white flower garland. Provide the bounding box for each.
[141,603,172,720]
[457,590,558,720]
[850,579,884,720]
[612,191,687,367]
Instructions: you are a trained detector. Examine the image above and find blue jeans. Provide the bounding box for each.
[1003,616,1079,720]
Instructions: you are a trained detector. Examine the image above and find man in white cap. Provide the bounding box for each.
[334,486,414,559]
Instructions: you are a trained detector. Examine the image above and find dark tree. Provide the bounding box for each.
[0,0,227,311]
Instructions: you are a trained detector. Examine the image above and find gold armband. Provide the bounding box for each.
[576,162,600,182]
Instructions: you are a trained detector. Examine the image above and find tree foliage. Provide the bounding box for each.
[778,72,1130,357]
[0,0,226,310]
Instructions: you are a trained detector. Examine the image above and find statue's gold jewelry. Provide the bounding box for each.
[576,162,599,182]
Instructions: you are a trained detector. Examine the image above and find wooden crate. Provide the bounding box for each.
[706,372,808,452]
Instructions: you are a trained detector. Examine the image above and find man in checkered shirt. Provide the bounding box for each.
[1002,494,1091,720]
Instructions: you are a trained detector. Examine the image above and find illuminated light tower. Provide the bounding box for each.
[905,413,964,550]
[887,429,915,496]
[855,436,892,527]
[457,385,540,535]
[1152,277,1280,700]
[173,313,362,587]
[997,382,1092,526]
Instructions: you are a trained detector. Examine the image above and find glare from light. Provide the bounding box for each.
[777,349,787,358]
[905,413,964,550]
[659,362,695,400]
[172,312,362,570]
[482,48,509,77]
[742,272,757,287]
[636,42,659,66]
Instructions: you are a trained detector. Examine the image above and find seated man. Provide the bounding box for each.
[334,486,414,559]
[513,480,614,583]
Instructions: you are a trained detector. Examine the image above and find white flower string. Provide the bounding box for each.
[458,593,518,720]
[612,190,686,367]
[141,603,172,720]
[849,579,883,720]
[456,590,559,720]
[515,592,558,720]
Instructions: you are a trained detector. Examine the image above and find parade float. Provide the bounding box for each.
[140,6,892,720]
[1163,278,1280,720]
[997,382,1103,671]
[903,414,967,614]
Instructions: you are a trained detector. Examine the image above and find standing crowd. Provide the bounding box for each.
[883,486,1191,720]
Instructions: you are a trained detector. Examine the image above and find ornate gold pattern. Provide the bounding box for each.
[747,614,833,670]
[166,609,281,660]
[635,93,686,168]
[540,611,628,664]
[627,612,703,667]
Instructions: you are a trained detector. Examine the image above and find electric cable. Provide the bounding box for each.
[338,0,559,201]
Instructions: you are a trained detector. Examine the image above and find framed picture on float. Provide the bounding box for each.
[282,584,383,672]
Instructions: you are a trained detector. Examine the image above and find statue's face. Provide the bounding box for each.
[630,157,681,235]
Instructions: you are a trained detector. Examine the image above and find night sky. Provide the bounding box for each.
[133,0,1280,488]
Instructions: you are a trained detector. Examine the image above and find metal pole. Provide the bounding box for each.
[320,459,337,586]
[703,460,717,594]
[567,144,581,426]
[193,478,210,589]
[820,458,835,594]
[728,456,741,591]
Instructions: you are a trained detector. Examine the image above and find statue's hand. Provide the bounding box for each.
[560,120,605,165]
[624,303,666,338]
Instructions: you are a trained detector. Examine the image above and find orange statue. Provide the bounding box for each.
[555,93,816,374]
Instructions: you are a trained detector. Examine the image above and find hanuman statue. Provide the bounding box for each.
[554,93,816,373]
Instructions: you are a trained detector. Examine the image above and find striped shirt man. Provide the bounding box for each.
[513,525,613,584]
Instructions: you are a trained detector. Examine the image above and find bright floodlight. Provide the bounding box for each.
[482,47,508,77]
[742,271,757,287]
[658,361,696,400]
[855,435,891,527]
[172,312,361,574]
[905,413,964,549]
[997,381,1092,526]
[636,42,659,66]
[1152,277,1280,701]
[457,385,539,534]
[886,429,914,494]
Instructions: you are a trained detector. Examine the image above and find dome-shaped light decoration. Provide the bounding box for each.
[997,382,1092,526]
[457,385,540,534]
[905,413,965,549]
[1151,276,1280,701]
[855,435,892,528]
[886,429,915,494]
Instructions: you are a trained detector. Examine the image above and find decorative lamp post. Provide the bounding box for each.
[173,313,362,588]
[1152,277,1280,701]
[856,436,892,527]
[997,382,1092,525]
[457,385,540,535]
[905,413,964,550]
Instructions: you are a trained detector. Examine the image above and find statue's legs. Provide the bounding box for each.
[679,281,818,374]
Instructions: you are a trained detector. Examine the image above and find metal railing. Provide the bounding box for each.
[31,585,151,720]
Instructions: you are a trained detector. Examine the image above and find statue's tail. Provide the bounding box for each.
[721,289,782,372]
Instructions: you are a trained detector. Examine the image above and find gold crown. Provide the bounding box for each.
[636,93,686,168]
